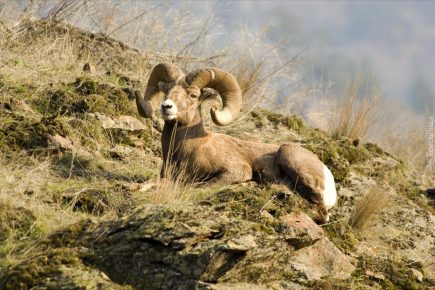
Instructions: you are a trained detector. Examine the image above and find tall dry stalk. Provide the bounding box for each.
[349,187,390,230]
[147,124,200,204]
[330,72,381,140]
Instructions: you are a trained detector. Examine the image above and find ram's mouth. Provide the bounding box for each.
[162,113,176,120]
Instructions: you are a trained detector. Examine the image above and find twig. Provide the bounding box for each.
[243,48,306,93]
[107,2,166,36]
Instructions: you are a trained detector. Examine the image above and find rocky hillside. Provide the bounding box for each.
[0,20,434,290]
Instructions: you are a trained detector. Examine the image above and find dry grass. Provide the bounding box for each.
[146,130,215,204]
[330,72,382,140]
[148,163,201,204]
[0,157,84,267]
[349,187,391,230]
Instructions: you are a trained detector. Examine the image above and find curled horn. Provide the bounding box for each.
[136,63,184,118]
[185,68,242,126]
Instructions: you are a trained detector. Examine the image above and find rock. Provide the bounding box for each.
[408,268,424,282]
[290,237,355,281]
[109,145,134,159]
[139,179,157,192]
[226,235,257,251]
[131,139,145,148]
[54,204,297,288]
[9,99,39,115]
[82,62,95,74]
[0,203,360,289]
[95,113,146,131]
[49,134,74,150]
[365,270,385,281]
[260,210,274,220]
[204,283,271,290]
[280,212,324,249]
[48,134,91,157]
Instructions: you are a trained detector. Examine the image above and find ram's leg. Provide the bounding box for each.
[208,165,252,185]
[276,144,333,223]
[160,166,166,179]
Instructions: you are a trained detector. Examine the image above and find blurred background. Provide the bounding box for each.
[1,0,434,172]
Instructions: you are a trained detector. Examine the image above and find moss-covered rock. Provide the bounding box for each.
[31,77,136,118]
[0,109,69,154]
[0,203,358,289]
[250,110,304,132]
[0,247,129,290]
[0,203,36,242]
[207,184,315,222]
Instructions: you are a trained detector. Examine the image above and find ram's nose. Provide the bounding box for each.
[162,103,172,109]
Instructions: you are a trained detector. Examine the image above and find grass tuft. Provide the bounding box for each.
[349,187,390,230]
[330,72,381,140]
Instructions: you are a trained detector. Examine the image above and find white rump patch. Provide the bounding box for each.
[322,165,337,210]
[160,99,177,120]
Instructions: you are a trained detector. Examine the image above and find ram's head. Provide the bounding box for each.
[136,63,242,126]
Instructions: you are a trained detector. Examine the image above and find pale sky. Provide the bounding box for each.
[215,0,435,111]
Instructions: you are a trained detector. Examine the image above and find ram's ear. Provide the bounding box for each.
[186,85,201,98]
[199,87,219,101]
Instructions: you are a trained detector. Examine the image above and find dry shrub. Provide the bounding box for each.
[330,72,381,140]
[148,161,198,204]
[349,187,390,230]
[232,55,265,101]
[147,129,201,204]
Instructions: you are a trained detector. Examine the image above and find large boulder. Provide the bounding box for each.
[0,203,356,289]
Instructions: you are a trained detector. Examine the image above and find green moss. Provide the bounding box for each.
[28,77,135,119]
[61,188,110,216]
[303,140,350,182]
[364,142,389,156]
[323,220,359,253]
[0,203,36,243]
[0,248,81,290]
[67,116,110,150]
[72,77,101,95]
[48,219,89,248]
[250,110,305,132]
[208,185,316,223]
[249,223,275,235]
[355,256,424,290]
[0,111,69,154]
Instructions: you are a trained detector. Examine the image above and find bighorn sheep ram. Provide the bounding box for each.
[136,63,337,222]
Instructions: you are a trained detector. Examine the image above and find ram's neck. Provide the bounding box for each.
[161,109,208,162]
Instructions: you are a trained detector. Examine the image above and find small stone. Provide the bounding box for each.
[82,62,95,73]
[226,235,257,251]
[408,268,423,282]
[95,113,146,131]
[139,181,156,192]
[110,145,133,159]
[280,212,324,249]
[365,270,385,281]
[131,140,145,148]
[260,210,274,220]
[49,134,74,150]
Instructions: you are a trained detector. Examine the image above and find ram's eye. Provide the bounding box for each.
[189,92,200,98]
